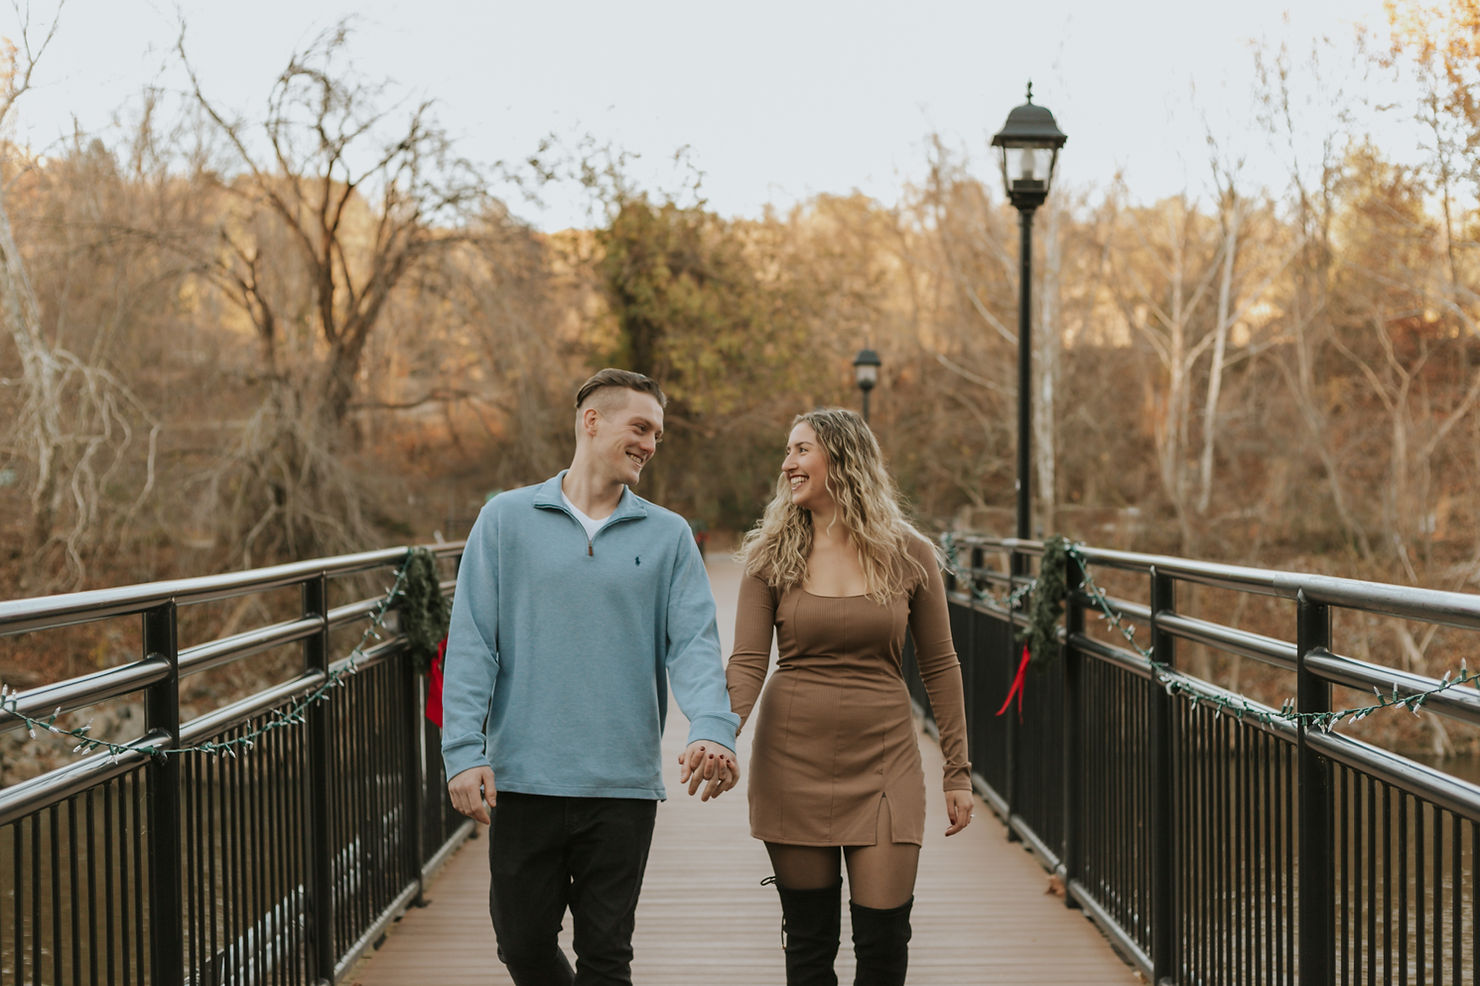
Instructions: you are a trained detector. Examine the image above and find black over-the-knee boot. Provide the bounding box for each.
[849,896,913,986]
[768,877,842,986]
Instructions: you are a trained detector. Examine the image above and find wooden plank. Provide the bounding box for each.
[347,555,1141,985]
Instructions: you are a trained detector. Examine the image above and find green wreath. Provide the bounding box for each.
[1019,535,1072,665]
[398,547,452,672]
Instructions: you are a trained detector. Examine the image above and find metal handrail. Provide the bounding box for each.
[178,616,325,676]
[1154,611,1295,668]
[952,533,1480,627]
[0,547,412,635]
[0,543,463,729]
[0,730,162,827]
[0,657,169,733]
[953,534,1480,724]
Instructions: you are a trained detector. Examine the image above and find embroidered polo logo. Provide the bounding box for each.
[635,556,641,566]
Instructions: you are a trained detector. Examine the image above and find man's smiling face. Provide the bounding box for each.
[591,389,664,487]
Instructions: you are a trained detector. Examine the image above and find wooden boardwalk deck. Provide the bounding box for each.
[348,556,1140,986]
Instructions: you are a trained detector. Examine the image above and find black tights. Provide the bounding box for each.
[765,798,919,908]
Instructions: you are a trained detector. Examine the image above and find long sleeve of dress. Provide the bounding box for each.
[907,537,973,792]
[725,572,777,729]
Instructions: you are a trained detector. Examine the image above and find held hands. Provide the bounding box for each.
[677,741,740,801]
[944,789,976,836]
[448,765,497,825]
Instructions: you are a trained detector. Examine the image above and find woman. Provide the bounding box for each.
[725,408,973,986]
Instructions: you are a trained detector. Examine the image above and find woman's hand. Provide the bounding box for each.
[944,789,975,836]
[677,741,740,801]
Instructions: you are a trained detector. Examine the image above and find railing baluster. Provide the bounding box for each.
[1373,781,1385,983]
[1435,808,1443,986]
[1417,803,1426,985]
[1341,765,1350,983]
[133,768,147,985]
[1452,813,1461,986]
[1005,544,1021,840]
[12,810,25,984]
[304,572,334,985]
[49,808,61,984]
[1262,729,1273,986]
[1218,714,1230,986]
[1352,769,1362,982]
[270,723,290,985]
[1242,722,1253,983]
[1470,820,1476,983]
[1178,702,1190,984]
[1059,550,1083,908]
[30,813,41,984]
[226,723,242,980]
[68,796,80,986]
[1149,568,1175,984]
[1401,792,1410,982]
[1367,776,1378,986]
[104,779,116,985]
[289,715,308,984]
[143,601,183,986]
[251,713,267,984]
[206,742,220,976]
[1204,704,1215,983]
[1297,590,1334,986]
[183,753,196,984]
[401,639,428,904]
[962,546,980,796]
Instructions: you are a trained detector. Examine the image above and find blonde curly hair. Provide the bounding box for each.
[738,408,936,602]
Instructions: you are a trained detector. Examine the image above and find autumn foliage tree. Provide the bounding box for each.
[593,192,829,521]
[0,4,177,592]
[177,24,491,563]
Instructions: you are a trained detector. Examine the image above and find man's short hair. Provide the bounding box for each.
[574,368,668,411]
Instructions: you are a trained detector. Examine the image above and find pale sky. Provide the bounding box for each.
[6,0,1412,229]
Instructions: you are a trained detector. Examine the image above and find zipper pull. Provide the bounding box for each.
[588,540,594,557]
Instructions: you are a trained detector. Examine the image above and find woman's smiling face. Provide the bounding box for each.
[782,421,831,512]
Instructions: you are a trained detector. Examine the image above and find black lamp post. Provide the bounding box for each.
[992,82,1066,546]
[853,348,881,424]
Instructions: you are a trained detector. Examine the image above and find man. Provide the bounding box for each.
[441,368,740,986]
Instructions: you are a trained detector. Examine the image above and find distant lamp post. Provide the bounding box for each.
[853,348,881,424]
[992,81,1066,546]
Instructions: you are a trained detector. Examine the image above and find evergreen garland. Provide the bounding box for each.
[398,547,451,671]
[1019,535,1072,665]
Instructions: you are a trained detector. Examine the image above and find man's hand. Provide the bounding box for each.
[944,789,975,836]
[448,765,497,824]
[677,741,740,801]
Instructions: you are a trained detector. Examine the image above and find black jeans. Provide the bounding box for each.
[487,792,658,986]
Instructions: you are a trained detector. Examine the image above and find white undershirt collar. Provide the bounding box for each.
[561,489,611,540]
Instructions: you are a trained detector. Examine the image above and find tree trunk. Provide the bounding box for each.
[1197,200,1241,515]
[0,188,62,563]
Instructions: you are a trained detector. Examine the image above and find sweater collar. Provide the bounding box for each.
[534,470,648,522]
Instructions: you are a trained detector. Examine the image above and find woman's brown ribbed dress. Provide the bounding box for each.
[725,536,971,847]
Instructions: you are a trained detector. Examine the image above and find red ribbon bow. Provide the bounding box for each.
[996,644,1031,720]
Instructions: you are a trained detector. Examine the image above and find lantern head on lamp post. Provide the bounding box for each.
[992,82,1066,551]
[991,81,1068,214]
[852,348,881,424]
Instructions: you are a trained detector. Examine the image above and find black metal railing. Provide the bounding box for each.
[905,535,1480,986]
[0,545,467,985]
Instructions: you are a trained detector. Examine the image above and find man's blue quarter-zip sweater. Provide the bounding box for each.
[440,471,740,799]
